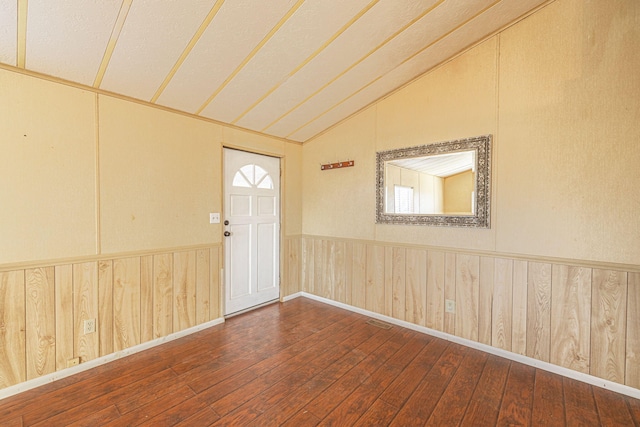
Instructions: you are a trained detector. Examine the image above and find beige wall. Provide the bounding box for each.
[496,0,640,264]
[0,70,97,264]
[302,0,640,266]
[99,96,222,254]
[0,70,302,266]
[443,170,473,214]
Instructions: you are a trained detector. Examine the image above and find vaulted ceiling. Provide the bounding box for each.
[0,0,547,143]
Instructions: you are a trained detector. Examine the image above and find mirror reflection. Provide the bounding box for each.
[385,150,475,215]
[375,135,491,228]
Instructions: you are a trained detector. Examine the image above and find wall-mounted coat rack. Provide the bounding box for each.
[320,160,354,170]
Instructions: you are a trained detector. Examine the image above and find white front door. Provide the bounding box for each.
[223,148,280,315]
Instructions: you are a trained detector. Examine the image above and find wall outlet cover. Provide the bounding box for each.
[83,318,96,334]
[445,299,456,313]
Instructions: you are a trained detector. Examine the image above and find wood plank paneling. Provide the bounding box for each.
[55,265,74,371]
[384,246,393,317]
[196,249,210,325]
[526,262,551,362]
[5,237,640,399]
[551,265,592,374]
[153,254,173,338]
[365,245,385,314]
[140,255,154,342]
[209,247,220,320]
[344,242,353,306]
[174,251,196,331]
[0,271,26,388]
[25,267,55,380]
[392,247,406,322]
[324,240,334,300]
[478,257,494,346]
[301,238,314,294]
[444,253,456,335]
[351,243,366,309]
[426,251,444,331]
[74,262,98,363]
[98,260,113,357]
[492,258,512,351]
[285,238,301,298]
[628,273,640,388]
[591,269,627,383]
[113,257,141,352]
[333,241,346,304]
[281,239,290,297]
[405,248,426,326]
[314,240,325,299]
[512,260,528,355]
[455,254,479,341]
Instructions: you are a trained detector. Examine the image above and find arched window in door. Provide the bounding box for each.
[232,164,274,189]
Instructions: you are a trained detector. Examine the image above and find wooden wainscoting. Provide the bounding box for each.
[283,236,640,391]
[0,246,221,391]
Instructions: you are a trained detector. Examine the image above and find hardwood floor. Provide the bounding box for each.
[1,297,638,426]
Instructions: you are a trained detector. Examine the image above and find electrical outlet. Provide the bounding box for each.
[67,357,80,368]
[83,318,96,334]
[209,212,220,223]
[445,299,456,313]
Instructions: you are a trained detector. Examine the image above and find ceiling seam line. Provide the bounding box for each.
[195,0,306,116]
[93,0,133,88]
[150,0,226,104]
[16,0,28,68]
[259,0,446,134]
[287,0,503,140]
[230,0,380,125]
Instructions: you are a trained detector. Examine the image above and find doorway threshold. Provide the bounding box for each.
[224,298,279,319]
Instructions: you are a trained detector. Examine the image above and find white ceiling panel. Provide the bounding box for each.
[235,0,443,132]
[100,0,217,101]
[25,0,121,85]
[390,151,474,177]
[199,0,374,124]
[267,0,498,138]
[0,0,17,66]
[288,0,548,141]
[287,41,457,142]
[1,0,549,143]
[156,0,298,114]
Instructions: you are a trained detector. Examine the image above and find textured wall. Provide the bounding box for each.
[0,70,97,264]
[302,0,640,266]
[0,69,302,266]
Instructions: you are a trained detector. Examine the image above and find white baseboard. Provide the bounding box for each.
[0,317,225,401]
[282,291,303,302]
[294,292,640,400]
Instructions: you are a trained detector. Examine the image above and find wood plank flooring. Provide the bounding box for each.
[0,297,638,426]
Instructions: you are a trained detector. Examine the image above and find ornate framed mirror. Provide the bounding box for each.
[376,135,491,228]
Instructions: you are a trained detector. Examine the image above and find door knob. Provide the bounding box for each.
[224,220,229,225]
[224,231,231,237]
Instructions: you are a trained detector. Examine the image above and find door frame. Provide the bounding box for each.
[221,146,283,317]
